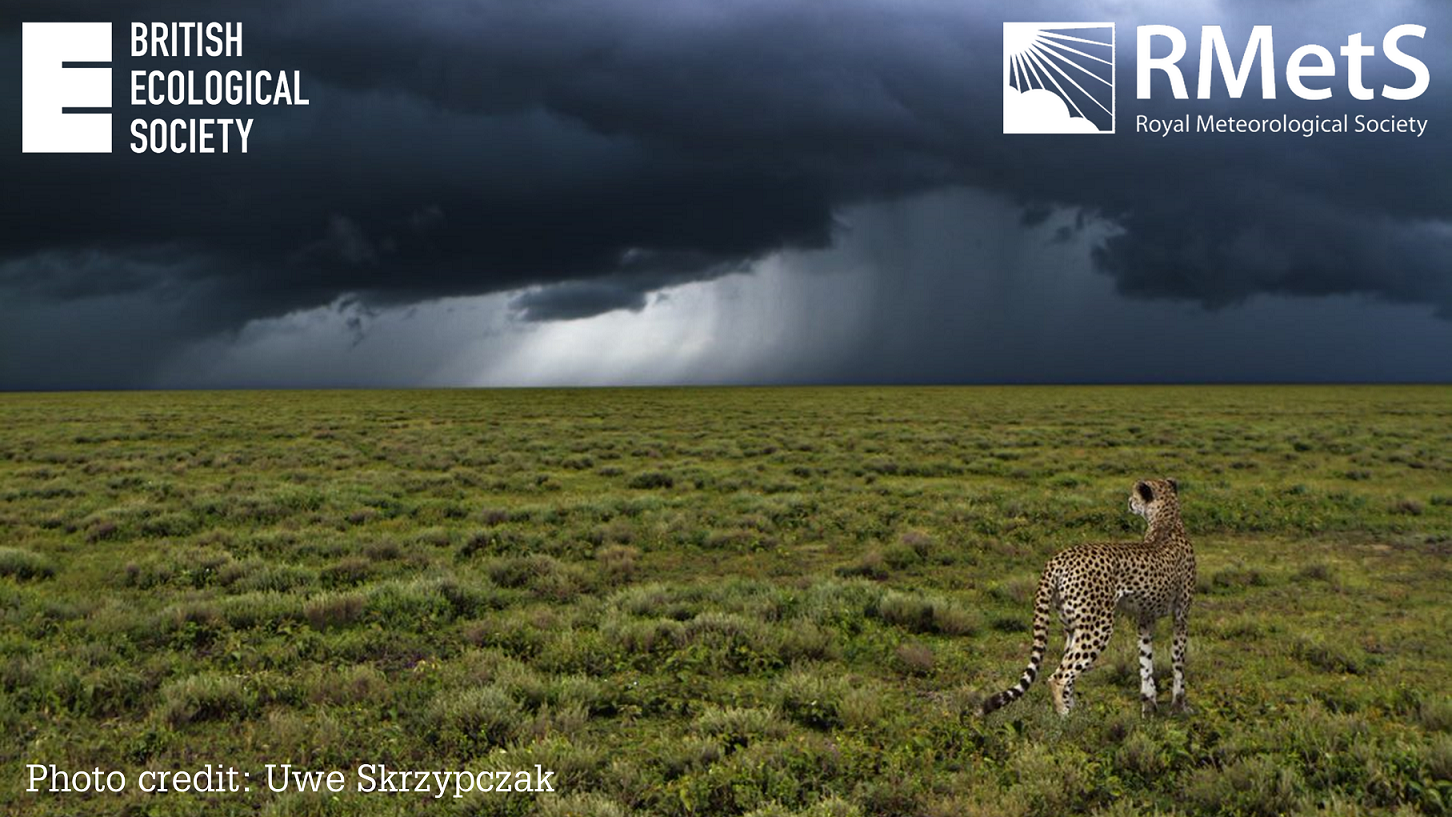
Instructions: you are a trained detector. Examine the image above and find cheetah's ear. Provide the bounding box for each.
[1136,481,1154,502]
[1166,478,1179,493]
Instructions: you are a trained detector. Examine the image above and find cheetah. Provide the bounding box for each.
[979,478,1195,716]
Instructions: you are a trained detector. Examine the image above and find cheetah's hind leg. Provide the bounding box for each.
[1046,627,1077,715]
[1050,613,1114,715]
[1170,607,1193,714]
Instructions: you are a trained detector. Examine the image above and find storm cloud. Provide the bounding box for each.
[2,0,1451,387]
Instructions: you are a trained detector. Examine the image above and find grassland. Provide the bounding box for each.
[0,386,1448,816]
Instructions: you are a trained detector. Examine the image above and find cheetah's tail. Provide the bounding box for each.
[979,568,1054,716]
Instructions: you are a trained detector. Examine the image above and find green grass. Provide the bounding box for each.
[0,386,1448,816]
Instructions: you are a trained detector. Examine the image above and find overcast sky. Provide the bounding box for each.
[3,0,1450,389]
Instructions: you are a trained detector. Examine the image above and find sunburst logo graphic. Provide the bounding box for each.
[1003,22,1115,134]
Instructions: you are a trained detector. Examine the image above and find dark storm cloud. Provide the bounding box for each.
[510,282,649,323]
[3,0,1452,387]
[1,0,954,339]
[982,3,1452,315]
[1094,193,1452,316]
[508,247,747,322]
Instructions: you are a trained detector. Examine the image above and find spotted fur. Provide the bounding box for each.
[980,478,1195,716]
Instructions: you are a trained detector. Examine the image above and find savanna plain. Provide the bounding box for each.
[0,386,1448,816]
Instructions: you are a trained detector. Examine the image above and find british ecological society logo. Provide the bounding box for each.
[22,22,114,153]
[22,21,308,154]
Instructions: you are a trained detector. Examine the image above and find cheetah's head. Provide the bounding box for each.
[1129,478,1179,522]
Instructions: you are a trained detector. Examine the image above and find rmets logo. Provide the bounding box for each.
[1003,22,1115,134]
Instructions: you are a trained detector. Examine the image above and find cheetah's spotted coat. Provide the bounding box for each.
[980,478,1195,716]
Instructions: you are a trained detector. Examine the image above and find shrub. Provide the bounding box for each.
[882,543,923,570]
[121,548,234,590]
[308,664,388,706]
[160,600,223,632]
[226,561,318,593]
[599,614,683,656]
[1427,734,1452,785]
[85,519,120,543]
[931,602,983,637]
[158,673,256,726]
[139,511,202,538]
[875,591,981,636]
[1209,565,1270,592]
[303,591,367,630]
[487,555,589,601]
[1418,696,1452,733]
[551,674,608,714]
[742,796,865,817]
[461,528,528,558]
[1184,755,1302,817]
[1114,730,1167,779]
[854,774,922,817]
[505,735,610,798]
[462,612,549,659]
[366,577,458,622]
[839,683,885,729]
[695,705,787,749]
[987,577,1037,605]
[0,548,56,580]
[121,559,175,589]
[836,550,888,580]
[676,609,784,667]
[318,557,372,587]
[1391,499,1424,516]
[674,611,783,672]
[773,669,848,730]
[629,472,674,490]
[670,735,839,815]
[1295,562,1337,583]
[779,620,838,662]
[424,685,522,753]
[609,582,697,619]
[1293,636,1367,675]
[656,735,724,780]
[363,539,402,561]
[259,709,346,769]
[596,544,640,582]
[537,792,627,817]
[704,527,779,551]
[530,701,590,739]
[895,642,936,676]
[414,527,454,548]
[220,591,305,629]
[455,649,543,695]
[1007,744,1094,815]
[796,580,879,629]
[991,616,1030,633]
[805,796,865,817]
[899,530,935,558]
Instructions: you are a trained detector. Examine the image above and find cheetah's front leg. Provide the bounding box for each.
[1138,619,1158,716]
